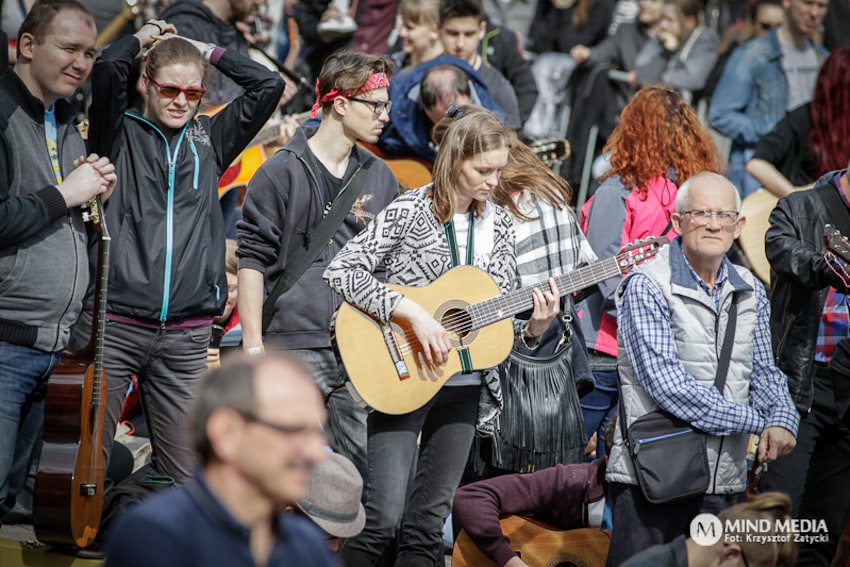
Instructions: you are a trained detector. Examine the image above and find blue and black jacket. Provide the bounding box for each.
[87,34,284,322]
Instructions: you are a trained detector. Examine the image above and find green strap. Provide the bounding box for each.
[443,212,475,268]
[443,212,475,373]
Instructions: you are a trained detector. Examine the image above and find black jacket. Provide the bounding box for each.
[88,35,284,322]
[766,173,849,413]
[480,21,538,125]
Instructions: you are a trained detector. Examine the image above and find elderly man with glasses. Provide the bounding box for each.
[605,171,799,566]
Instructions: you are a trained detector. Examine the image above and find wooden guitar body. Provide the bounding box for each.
[33,351,106,548]
[34,197,110,548]
[332,238,668,415]
[332,265,513,415]
[453,516,610,567]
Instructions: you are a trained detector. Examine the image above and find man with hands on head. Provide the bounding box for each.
[0,0,116,523]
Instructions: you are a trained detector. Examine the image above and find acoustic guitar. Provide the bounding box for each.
[453,516,610,567]
[332,237,668,415]
[33,197,110,548]
[737,188,780,284]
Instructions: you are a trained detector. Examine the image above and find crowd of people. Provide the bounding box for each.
[1,0,849,566]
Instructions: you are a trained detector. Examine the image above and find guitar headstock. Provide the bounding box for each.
[528,139,570,168]
[82,197,109,238]
[615,236,670,275]
[825,225,850,263]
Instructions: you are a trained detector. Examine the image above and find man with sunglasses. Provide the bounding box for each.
[104,354,340,567]
[237,49,400,481]
[606,172,798,565]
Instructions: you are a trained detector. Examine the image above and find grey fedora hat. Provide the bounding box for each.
[296,452,366,539]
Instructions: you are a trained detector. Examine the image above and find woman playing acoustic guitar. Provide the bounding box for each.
[324,106,560,567]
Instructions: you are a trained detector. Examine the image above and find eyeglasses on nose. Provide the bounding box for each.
[347,96,392,115]
[147,75,206,102]
[682,209,740,226]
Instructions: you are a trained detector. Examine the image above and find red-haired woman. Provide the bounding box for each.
[577,85,723,457]
[747,47,850,197]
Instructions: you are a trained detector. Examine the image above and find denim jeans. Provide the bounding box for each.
[343,385,480,567]
[0,342,61,520]
[290,348,368,480]
[580,367,619,459]
[71,313,209,481]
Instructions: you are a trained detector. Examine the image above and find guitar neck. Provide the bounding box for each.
[86,197,110,409]
[469,257,624,329]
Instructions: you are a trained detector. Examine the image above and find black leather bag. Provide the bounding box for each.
[627,409,709,503]
[622,295,739,504]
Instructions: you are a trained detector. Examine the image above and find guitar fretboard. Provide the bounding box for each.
[467,256,625,329]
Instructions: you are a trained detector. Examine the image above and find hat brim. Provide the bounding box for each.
[296,502,366,539]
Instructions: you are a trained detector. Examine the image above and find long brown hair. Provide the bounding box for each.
[600,85,724,196]
[494,133,572,221]
[430,106,513,223]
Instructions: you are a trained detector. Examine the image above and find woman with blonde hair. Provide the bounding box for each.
[325,106,560,566]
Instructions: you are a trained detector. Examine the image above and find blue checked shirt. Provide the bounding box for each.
[619,257,799,437]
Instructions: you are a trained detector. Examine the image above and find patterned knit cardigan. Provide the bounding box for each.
[323,187,525,434]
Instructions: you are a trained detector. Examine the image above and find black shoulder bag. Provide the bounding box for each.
[261,158,374,334]
[622,293,739,504]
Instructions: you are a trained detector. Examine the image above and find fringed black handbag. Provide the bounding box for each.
[473,299,592,476]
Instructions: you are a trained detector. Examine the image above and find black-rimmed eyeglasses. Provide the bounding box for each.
[347,97,392,115]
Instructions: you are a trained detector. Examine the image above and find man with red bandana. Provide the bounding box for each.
[237,49,400,480]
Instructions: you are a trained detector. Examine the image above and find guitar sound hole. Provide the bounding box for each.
[440,308,472,340]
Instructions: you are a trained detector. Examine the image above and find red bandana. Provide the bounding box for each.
[310,72,391,118]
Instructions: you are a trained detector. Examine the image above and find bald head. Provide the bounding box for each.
[676,172,741,214]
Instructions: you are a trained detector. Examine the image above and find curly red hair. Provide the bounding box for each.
[600,85,724,197]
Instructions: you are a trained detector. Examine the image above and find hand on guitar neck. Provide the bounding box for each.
[58,154,117,208]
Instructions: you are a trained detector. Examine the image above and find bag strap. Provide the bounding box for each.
[618,290,739,442]
[815,183,850,237]
[261,157,374,334]
[714,293,739,393]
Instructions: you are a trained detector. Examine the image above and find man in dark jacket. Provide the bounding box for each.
[479,18,537,126]
[0,0,116,521]
[763,166,850,566]
[237,50,400,480]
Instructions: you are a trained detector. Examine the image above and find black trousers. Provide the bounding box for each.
[606,482,744,567]
[761,371,850,567]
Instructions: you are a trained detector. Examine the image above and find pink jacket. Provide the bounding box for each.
[579,175,679,356]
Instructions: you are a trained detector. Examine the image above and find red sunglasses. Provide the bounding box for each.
[147,75,206,102]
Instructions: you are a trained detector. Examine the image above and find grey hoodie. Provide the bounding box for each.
[236,127,399,349]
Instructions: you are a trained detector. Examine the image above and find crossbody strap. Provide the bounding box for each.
[618,289,739,440]
[261,157,374,334]
[714,293,739,393]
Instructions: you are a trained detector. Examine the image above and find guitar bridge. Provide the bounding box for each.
[381,323,410,381]
[79,483,97,497]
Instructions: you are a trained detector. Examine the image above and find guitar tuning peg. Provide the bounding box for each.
[82,212,91,223]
